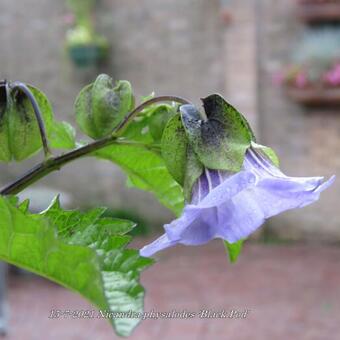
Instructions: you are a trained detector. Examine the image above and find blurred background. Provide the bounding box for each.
[0,0,340,339]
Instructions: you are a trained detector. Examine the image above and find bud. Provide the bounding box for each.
[7,87,47,161]
[0,82,11,161]
[179,94,252,172]
[0,82,54,162]
[161,113,203,201]
[75,74,134,139]
[0,80,75,163]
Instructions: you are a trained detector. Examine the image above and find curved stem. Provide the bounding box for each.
[0,95,190,196]
[10,82,51,158]
[113,96,190,135]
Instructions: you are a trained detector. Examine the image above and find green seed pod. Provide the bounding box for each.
[0,81,58,162]
[7,88,47,161]
[75,74,134,139]
[0,82,11,161]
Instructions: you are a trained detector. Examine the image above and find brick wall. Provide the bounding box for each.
[257,0,340,241]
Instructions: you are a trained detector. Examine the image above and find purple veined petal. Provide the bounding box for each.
[313,175,335,194]
[214,175,336,243]
[139,234,178,257]
[139,144,335,257]
[191,169,228,204]
[141,171,258,256]
[209,192,266,243]
[164,171,256,242]
[191,170,209,204]
[139,180,252,255]
[244,148,284,178]
[197,171,256,209]
[256,175,335,214]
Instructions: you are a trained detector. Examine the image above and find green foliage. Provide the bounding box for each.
[161,114,204,201]
[180,94,252,172]
[95,144,184,216]
[251,142,280,167]
[148,104,176,142]
[161,114,189,185]
[66,26,108,48]
[0,84,75,162]
[182,146,204,202]
[0,77,283,338]
[75,75,133,139]
[102,209,150,236]
[0,196,153,337]
[223,240,244,263]
[91,99,185,214]
[65,0,109,67]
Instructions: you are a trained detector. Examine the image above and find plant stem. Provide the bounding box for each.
[114,96,190,135]
[0,95,190,196]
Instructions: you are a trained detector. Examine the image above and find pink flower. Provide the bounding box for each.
[63,13,75,25]
[324,63,340,87]
[272,71,284,86]
[295,72,308,89]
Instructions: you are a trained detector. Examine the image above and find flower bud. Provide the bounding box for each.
[0,82,11,161]
[0,82,54,161]
[75,74,134,139]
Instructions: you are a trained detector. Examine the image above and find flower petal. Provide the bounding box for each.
[214,175,335,243]
[139,234,178,257]
[255,175,335,215]
[164,171,256,243]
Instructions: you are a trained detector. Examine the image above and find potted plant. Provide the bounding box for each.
[65,0,109,67]
[66,26,109,67]
[276,28,340,106]
[282,63,340,105]
[297,0,340,23]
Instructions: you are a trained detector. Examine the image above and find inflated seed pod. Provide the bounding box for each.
[75,74,134,139]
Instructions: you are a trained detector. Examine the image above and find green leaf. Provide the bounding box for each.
[183,146,204,202]
[148,104,176,142]
[161,114,189,185]
[0,196,153,337]
[28,86,76,151]
[122,116,154,144]
[161,114,203,201]
[180,94,252,172]
[223,239,244,263]
[251,142,280,167]
[48,121,76,150]
[140,92,155,103]
[95,144,184,216]
[75,75,134,140]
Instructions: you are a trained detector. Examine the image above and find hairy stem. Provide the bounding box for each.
[0,95,190,196]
